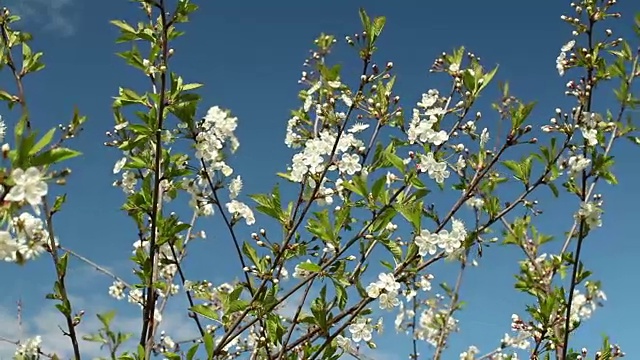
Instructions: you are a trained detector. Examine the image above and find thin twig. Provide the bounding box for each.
[43,199,82,360]
[58,245,135,290]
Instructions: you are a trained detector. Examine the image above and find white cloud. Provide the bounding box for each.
[0,296,201,359]
[4,0,76,36]
[0,295,104,359]
[0,263,200,359]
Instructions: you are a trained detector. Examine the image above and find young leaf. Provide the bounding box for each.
[189,304,219,321]
[31,147,82,166]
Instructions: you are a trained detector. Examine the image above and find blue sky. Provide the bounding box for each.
[0,0,638,359]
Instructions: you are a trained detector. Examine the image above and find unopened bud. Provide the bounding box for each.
[1,143,9,158]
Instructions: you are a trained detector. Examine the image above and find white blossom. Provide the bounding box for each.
[109,281,126,300]
[228,175,243,199]
[225,200,255,225]
[5,167,48,212]
[348,318,373,343]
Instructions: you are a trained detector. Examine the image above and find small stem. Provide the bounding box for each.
[43,199,82,360]
[151,212,206,339]
[59,245,135,290]
[0,18,30,130]
[410,276,419,360]
[276,279,315,360]
[433,251,468,360]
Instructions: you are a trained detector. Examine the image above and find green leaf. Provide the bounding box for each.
[82,334,106,343]
[182,83,204,91]
[97,310,116,327]
[242,241,260,268]
[30,128,56,155]
[30,147,82,166]
[372,16,386,37]
[371,175,386,203]
[371,207,396,232]
[110,20,137,34]
[358,8,371,34]
[627,136,640,146]
[22,43,32,61]
[203,332,214,360]
[186,343,200,360]
[600,171,618,185]
[396,200,422,231]
[297,261,321,273]
[249,187,285,224]
[332,280,348,310]
[352,174,368,197]
[0,90,13,102]
[479,65,499,92]
[163,353,181,360]
[14,113,28,144]
[226,299,249,314]
[56,253,69,276]
[189,304,218,321]
[381,238,402,262]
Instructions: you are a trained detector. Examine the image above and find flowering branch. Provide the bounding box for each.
[0,9,84,360]
[139,1,171,355]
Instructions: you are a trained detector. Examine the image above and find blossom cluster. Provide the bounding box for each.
[289,128,365,182]
[569,285,607,325]
[14,336,42,358]
[407,90,449,146]
[556,40,575,76]
[414,218,467,256]
[366,272,401,310]
[0,212,51,262]
[415,307,459,347]
[195,106,239,172]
